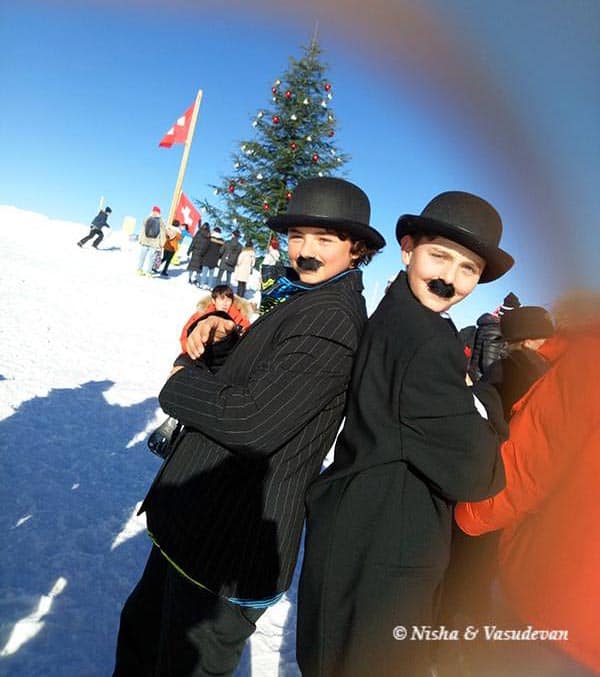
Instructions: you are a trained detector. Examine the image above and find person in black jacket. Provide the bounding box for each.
[483,305,554,419]
[465,292,521,382]
[217,229,243,286]
[195,225,224,289]
[187,223,210,285]
[114,177,385,676]
[297,191,513,677]
[77,206,112,249]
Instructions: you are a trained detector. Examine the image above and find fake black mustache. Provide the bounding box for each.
[428,279,455,298]
[296,256,323,271]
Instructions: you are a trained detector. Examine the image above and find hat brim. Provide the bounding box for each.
[267,214,386,250]
[396,214,514,283]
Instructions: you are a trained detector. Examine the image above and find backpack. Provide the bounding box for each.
[144,216,161,238]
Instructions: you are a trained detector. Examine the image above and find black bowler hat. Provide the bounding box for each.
[501,306,554,341]
[267,177,385,250]
[396,191,514,283]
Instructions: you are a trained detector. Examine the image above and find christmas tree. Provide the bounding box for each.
[199,39,349,252]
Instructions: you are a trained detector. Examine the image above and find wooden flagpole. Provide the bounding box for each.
[166,88,204,228]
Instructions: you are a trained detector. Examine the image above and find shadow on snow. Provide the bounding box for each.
[0,380,161,676]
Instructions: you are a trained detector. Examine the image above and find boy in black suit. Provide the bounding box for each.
[298,191,513,677]
[114,178,385,676]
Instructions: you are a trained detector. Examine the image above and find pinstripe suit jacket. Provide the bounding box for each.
[141,269,367,599]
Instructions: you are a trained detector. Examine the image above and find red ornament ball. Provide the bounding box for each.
[312,154,319,163]
[272,115,280,124]
[328,130,334,137]
[263,202,270,211]
[228,184,235,193]
[290,142,298,151]
[286,191,293,201]
[271,87,278,94]
[285,90,292,99]
[324,83,331,92]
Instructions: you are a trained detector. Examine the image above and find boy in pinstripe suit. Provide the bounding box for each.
[114,177,385,676]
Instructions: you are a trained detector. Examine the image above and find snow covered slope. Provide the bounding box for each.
[0,206,301,676]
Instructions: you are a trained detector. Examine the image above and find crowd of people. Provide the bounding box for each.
[84,178,597,677]
[77,205,265,302]
[132,206,263,299]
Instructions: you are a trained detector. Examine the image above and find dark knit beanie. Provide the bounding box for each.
[500,306,554,341]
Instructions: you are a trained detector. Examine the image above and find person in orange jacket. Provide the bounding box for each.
[455,290,600,675]
[154,219,183,277]
[148,285,253,459]
[179,285,251,357]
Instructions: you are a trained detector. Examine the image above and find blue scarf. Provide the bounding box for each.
[259,269,358,316]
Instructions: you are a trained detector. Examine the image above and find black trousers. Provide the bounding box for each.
[236,280,247,298]
[79,227,104,247]
[114,546,265,676]
[217,268,233,286]
[159,250,176,273]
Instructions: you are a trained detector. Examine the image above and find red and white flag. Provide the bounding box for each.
[176,192,201,236]
[159,103,194,148]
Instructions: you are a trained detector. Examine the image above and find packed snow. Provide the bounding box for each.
[0,206,303,676]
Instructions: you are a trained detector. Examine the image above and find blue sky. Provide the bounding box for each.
[1,0,598,327]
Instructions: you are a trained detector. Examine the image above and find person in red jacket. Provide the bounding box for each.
[455,290,600,675]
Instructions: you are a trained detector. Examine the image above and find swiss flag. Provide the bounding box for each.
[159,103,194,148]
[176,192,201,236]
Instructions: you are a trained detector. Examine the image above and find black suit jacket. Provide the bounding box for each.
[141,270,366,599]
[297,272,506,677]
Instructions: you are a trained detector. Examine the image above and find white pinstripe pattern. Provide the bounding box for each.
[142,271,367,599]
